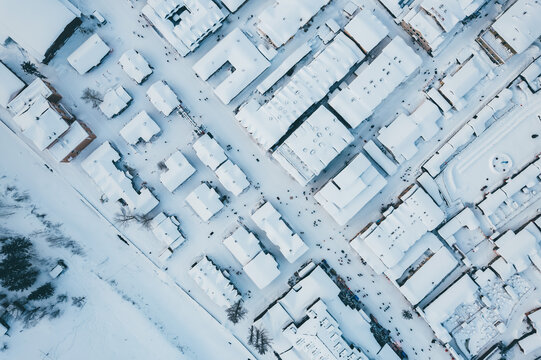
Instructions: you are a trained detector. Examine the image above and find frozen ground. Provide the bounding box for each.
[0,124,253,359]
[1,0,541,359]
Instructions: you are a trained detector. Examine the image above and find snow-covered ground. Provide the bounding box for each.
[1,0,541,359]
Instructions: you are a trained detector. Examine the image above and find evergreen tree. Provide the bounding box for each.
[0,237,38,292]
[247,326,272,355]
[21,61,43,78]
[226,300,247,324]
[28,283,55,301]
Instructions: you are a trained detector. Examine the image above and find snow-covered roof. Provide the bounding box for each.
[237,32,364,149]
[360,186,445,268]
[403,0,487,52]
[491,0,541,54]
[193,133,227,170]
[244,252,280,289]
[7,78,53,114]
[378,100,441,163]
[439,51,493,109]
[188,256,241,308]
[68,34,110,75]
[0,0,79,62]
[81,142,159,214]
[398,241,459,305]
[141,0,226,57]
[252,202,308,263]
[146,80,179,116]
[329,36,422,128]
[257,43,312,94]
[223,226,280,289]
[316,153,388,226]
[0,62,25,108]
[215,160,250,196]
[220,0,246,12]
[495,223,541,273]
[521,56,541,92]
[185,183,223,221]
[363,140,398,176]
[48,121,94,162]
[224,227,261,266]
[100,86,132,118]
[279,266,340,321]
[119,111,160,145]
[152,212,185,248]
[344,10,389,53]
[272,106,354,186]
[519,332,541,355]
[283,299,368,360]
[160,150,196,192]
[193,28,270,104]
[118,49,153,84]
[423,274,479,342]
[479,158,541,217]
[12,96,69,151]
[257,0,330,48]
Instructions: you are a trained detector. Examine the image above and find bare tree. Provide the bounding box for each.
[226,300,247,324]
[114,208,136,228]
[81,88,103,108]
[135,213,154,230]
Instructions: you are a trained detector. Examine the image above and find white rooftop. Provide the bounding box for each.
[81,141,159,214]
[252,202,308,263]
[188,257,240,308]
[439,51,493,109]
[68,34,110,75]
[224,227,261,266]
[12,96,69,151]
[146,80,179,116]
[220,0,246,12]
[141,0,226,57]
[237,32,364,149]
[315,153,388,226]
[257,0,330,48]
[224,226,280,289]
[423,274,479,342]
[215,160,250,196]
[495,223,541,273]
[7,78,53,114]
[192,28,270,104]
[491,0,541,54]
[0,62,25,107]
[160,150,196,192]
[329,36,422,128]
[185,183,223,221]
[397,237,459,305]
[48,121,93,162]
[119,111,160,145]
[272,106,354,186]
[243,252,280,289]
[118,49,153,84]
[99,86,132,118]
[344,10,389,53]
[378,100,441,162]
[152,212,185,248]
[0,0,78,62]
[359,186,445,269]
[193,133,227,171]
